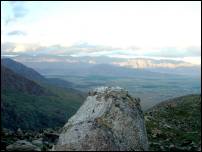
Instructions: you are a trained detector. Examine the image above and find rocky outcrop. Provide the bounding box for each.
[6,140,41,151]
[1,127,61,151]
[53,86,149,151]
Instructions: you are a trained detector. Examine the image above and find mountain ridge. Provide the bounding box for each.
[1,59,84,131]
[1,65,49,96]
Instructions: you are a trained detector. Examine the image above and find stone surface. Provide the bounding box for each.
[6,140,41,151]
[53,86,149,151]
[1,127,61,151]
[32,138,43,147]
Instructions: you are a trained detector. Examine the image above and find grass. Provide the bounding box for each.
[145,94,201,151]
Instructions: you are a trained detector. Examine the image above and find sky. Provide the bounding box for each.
[1,1,201,65]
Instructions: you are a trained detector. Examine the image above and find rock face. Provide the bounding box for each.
[53,86,149,151]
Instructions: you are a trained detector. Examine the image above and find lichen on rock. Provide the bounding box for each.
[53,86,149,151]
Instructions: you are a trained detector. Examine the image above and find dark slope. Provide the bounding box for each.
[1,61,84,131]
[1,65,49,96]
[2,58,46,82]
[46,78,74,89]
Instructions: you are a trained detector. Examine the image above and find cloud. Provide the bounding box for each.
[5,1,28,24]
[145,46,201,58]
[12,4,28,18]
[1,42,43,53]
[1,41,201,62]
[186,46,201,56]
[1,42,74,54]
[67,42,123,53]
[1,42,16,53]
[66,43,200,58]
[7,30,27,36]
[1,41,128,57]
[5,18,16,24]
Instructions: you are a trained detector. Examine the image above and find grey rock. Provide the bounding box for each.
[2,128,14,136]
[16,128,24,139]
[53,86,149,151]
[17,128,22,134]
[6,140,41,151]
[32,138,43,147]
[198,144,201,151]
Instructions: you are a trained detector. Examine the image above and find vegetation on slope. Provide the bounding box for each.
[1,88,84,131]
[145,94,201,151]
[1,62,84,131]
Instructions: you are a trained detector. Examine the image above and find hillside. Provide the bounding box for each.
[1,58,75,89]
[1,60,84,131]
[145,94,201,151]
[2,58,46,82]
[1,65,49,96]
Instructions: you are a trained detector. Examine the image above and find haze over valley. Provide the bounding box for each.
[2,55,201,111]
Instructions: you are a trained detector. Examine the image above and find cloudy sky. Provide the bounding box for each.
[1,1,201,64]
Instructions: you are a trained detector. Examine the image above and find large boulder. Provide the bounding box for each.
[53,86,149,151]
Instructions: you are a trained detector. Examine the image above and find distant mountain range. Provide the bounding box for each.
[1,58,84,131]
[112,58,193,68]
[2,54,200,76]
[112,58,201,76]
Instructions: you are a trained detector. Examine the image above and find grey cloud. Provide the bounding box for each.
[67,42,124,54]
[3,42,200,59]
[1,42,16,53]
[1,42,72,55]
[1,42,124,56]
[7,30,27,36]
[1,42,40,54]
